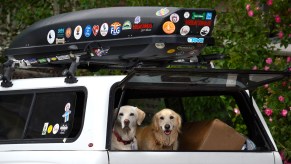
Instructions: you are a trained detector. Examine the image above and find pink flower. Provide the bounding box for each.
[264,108,273,116]
[267,0,273,6]
[281,109,288,117]
[278,96,285,102]
[269,117,273,122]
[275,15,281,23]
[287,56,291,63]
[246,4,251,11]
[289,67,291,72]
[248,10,254,17]
[266,58,273,64]
[278,31,284,39]
[264,84,269,88]
[264,66,270,71]
[252,65,258,70]
[234,108,240,115]
[282,81,287,87]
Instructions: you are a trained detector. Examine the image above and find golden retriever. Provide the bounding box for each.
[136,108,182,150]
[111,105,146,150]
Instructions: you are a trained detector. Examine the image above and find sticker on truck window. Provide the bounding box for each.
[62,103,71,123]
[42,122,49,135]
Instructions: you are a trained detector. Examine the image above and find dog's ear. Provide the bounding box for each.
[136,107,146,125]
[152,113,160,131]
[175,112,182,133]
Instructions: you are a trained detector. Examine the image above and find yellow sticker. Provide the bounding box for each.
[167,49,176,54]
[47,125,53,134]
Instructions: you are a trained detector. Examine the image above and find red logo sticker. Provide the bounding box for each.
[92,25,99,36]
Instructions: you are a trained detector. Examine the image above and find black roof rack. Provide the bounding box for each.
[4,6,217,69]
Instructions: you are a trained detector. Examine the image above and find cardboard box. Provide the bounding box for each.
[179,119,246,150]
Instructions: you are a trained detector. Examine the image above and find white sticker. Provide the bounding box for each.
[180,25,190,36]
[170,13,179,23]
[100,23,109,37]
[74,25,82,40]
[156,8,169,16]
[134,16,141,24]
[155,43,165,49]
[62,103,72,123]
[53,124,60,134]
[184,12,190,19]
[47,30,55,44]
[200,26,210,36]
[42,122,49,135]
[226,74,237,87]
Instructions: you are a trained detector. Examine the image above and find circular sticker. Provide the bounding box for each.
[180,25,190,36]
[84,25,92,37]
[170,13,180,23]
[65,27,72,38]
[47,125,53,134]
[47,30,55,44]
[155,43,165,49]
[74,25,82,40]
[200,26,210,36]
[184,12,190,19]
[100,23,109,37]
[134,16,141,24]
[167,49,176,54]
[156,8,169,16]
[162,21,175,34]
[53,124,59,134]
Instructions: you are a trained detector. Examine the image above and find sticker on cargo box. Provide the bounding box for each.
[74,25,82,40]
[200,26,210,36]
[47,30,55,44]
[100,23,109,37]
[156,8,169,16]
[170,13,179,23]
[226,74,237,87]
[162,21,175,34]
[155,43,165,49]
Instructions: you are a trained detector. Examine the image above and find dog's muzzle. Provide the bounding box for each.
[164,124,172,135]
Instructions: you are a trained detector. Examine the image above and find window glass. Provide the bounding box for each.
[25,92,77,139]
[0,94,33,140]
[116,94,255,151]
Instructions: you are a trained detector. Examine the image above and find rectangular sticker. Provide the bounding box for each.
[226,74,237,87]
[42,122,49,135]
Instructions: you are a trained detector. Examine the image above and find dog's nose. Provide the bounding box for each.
[165,124,170,130]
[124,119,130,125]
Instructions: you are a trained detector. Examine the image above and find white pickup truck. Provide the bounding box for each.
[0,6,288,164]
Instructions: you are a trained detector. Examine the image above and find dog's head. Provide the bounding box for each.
[153,108,182,135]
[116,105,146,130]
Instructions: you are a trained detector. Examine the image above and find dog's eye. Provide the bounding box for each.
[170,116,174,119]
[130,113,134,116]
[160,116,164,120]
[119,113,124,116]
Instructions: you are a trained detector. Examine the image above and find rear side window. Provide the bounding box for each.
[0,87,86,143]
[0,94,33,139]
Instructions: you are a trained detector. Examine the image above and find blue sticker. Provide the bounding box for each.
[110,22,122,35]
[84,25,92,37]
[206,12,212,20]
[187,37,204,43]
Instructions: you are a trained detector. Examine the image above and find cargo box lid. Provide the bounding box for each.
[5,7,216,68]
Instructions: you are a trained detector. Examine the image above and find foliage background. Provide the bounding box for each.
[0,0,290,162]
